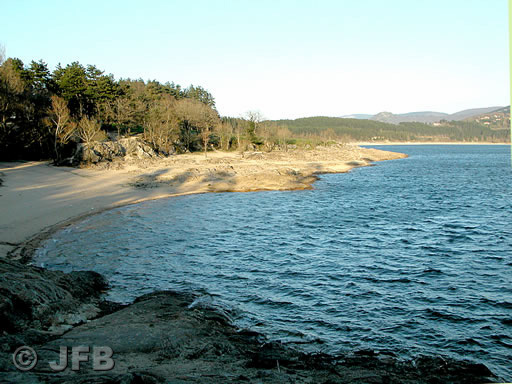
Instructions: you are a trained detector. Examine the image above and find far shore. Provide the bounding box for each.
[355,141,510,145]
[0,145,406,261]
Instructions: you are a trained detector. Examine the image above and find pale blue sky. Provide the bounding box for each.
[1,0,508,119]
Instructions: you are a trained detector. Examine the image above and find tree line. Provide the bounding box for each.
[0,49,225,160]
[2,50,507,163]
[270,116,510,143]
[0,50,304,162]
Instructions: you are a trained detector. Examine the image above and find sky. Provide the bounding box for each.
[0,0,509,119]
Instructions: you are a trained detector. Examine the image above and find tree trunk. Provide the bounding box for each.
[54,133,60,163]
[204,131,208,158]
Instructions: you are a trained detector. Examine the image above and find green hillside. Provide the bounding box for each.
[269,116,510,143]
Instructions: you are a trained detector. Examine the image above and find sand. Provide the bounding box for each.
[0,144,406,259]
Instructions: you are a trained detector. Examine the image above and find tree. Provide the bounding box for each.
[118,79,148,133]
[0,58,26,158]
[144,94,178,154]
[0,58,24,126]
[244,110,264,146]
[77,116,102,144]
[175,98,200,152]
[53,62,90,117]
[196,103,219,157]
[27,60,54,94]
[216,121,233,150]
[174,98,220,155]
[0,54,226,160]
[48,95,76,161]
[184,85,216,107]
[245,110,264,126]
[99,94,134,137]
[277,126,291,151]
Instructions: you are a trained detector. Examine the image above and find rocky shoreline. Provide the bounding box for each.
[0,257,497,383]
[0,147,501,383]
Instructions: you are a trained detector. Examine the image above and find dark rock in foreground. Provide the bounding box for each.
[0,277,498,383]
[0,258,107,336]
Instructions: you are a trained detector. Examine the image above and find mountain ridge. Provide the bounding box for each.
[341,106,506,124]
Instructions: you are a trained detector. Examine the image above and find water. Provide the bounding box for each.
[35,145,512,380]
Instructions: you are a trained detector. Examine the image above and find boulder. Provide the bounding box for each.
[0,258,107,336]
[64,137,164,165]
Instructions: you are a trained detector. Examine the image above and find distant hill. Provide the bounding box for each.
[371,111,449,124]
[269,115,510,143]
[449,106,505,121]
[465,106,510,129]
[339,114,373,119]
[487,106,510,114]
[340,106,506,125]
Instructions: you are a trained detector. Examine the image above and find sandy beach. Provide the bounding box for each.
[0,145,406,260]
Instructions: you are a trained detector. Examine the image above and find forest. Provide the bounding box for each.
[271,116,510,143]
[1,53,509,162]
[0,53,290,161]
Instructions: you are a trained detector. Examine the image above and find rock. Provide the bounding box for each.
[0,258,107,335]
[2,290,497,383]
[245,152,264,159]
[62,137,163,165]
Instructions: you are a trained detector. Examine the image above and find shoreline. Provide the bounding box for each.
[0,146,500,383]
[355,141,510,145]
[0,145,406,261]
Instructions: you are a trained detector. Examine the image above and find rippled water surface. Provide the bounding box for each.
[35,145,512,379]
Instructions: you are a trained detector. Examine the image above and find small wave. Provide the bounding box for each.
[483,255,504,261]
[457,338,483,346]
[244,294,297,309]
[213,273,248,281]
[421,268,443,274]
[344,290,382,298]
[443,223,465,229]
[281,329,306,338]
[500,318,512,326]
[362,276,415,284]
[480,298,512,309]
[424,308,473,322]
[490,335,512,349]
[446,233,474,243]
[496,340,512,349]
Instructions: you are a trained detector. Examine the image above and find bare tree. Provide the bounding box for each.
[243,110,264,150]
[196,103,219,157]
[277,126,291,151]
[217,121,233,150]
[77,116,102,144]
[245,110,264,125]
[176,98,219,156]
[144,95,178,154]
[175,98,199,152]
[48,96,76,161]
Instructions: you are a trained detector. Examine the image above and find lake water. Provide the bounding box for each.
[35,145,512,380]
